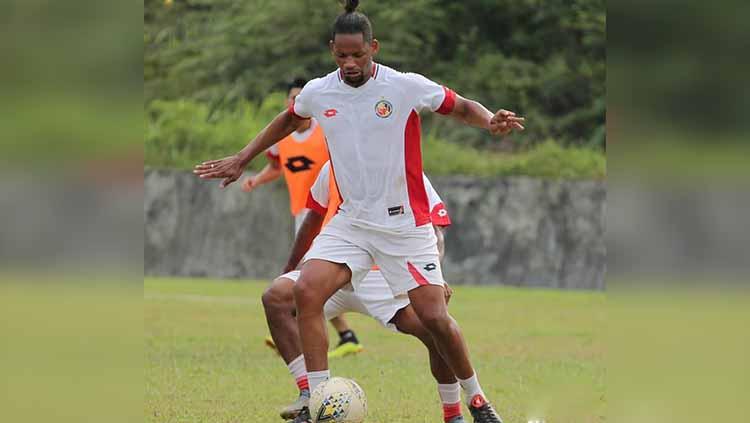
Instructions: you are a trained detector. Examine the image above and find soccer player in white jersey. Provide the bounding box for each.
[194,1,524,421]
[263,162,465,422]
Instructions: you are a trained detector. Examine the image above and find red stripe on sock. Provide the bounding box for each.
[443,402,462,421]
[296,376,309,391]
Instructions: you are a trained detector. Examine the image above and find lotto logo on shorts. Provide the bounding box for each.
[423,263,437,271]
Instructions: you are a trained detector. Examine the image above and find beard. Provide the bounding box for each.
[343,72,365,86]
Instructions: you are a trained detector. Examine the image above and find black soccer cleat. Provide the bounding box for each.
[286,406,311,423]
[467,395,503,423]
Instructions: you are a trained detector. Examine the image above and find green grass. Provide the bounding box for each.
[145,278,605,422]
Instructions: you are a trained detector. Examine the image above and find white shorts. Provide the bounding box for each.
[303,214,445,296]
[280,270,410,332]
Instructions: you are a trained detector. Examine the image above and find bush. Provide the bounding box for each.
[146,98,605,179]
[145,95,286,171]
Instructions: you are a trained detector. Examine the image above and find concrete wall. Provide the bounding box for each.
[145,170,606,290]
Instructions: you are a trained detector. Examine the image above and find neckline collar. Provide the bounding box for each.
[338,63,380,91]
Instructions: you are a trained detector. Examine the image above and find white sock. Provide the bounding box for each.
[457,372,486,405]
[307,369,330,393]
[437,382,462,405]
[287,355,307,380]
[287,355,309,392]
[438,382,463,421]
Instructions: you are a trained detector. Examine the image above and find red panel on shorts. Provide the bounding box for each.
[407,261,430,286]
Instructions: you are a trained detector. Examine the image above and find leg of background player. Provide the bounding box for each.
[262,277,310,419]
[328,315,364,358]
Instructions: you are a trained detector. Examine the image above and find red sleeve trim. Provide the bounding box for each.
[287,99,309,120]
[305,193,328,216]
[436,86,456,115]
[265,150,281,167]
[430,203,452,227]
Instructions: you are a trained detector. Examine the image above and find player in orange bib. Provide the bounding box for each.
[242,78,331,231]
[241,79,364,359]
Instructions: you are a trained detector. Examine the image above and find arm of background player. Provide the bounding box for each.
[242,163,282,192]
[434,224,453,304]
[448,95,525,136]
[434,225,446,262]
[282,211,325,273]
[194,109,307,187]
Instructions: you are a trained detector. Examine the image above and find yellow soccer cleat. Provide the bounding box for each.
[327,341,364,359]
[265,336,280,356]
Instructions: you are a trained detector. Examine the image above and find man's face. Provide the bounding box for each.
[287,87,302,108]
[330,33,379,86]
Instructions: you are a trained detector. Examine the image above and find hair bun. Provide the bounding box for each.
[344,0,359,13]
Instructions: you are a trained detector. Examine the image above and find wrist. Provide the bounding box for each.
[236,150,253,168]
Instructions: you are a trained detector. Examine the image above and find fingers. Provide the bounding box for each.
[241,178,254,192]
[196,170,229,179]
[194,157,232,172]
[489,117,525,136]
[220,175,239,188]
[194,164,222,174]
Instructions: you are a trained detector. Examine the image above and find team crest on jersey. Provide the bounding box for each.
[374,99,393,118]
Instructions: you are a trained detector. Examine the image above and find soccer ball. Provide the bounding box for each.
[309,377,367,423]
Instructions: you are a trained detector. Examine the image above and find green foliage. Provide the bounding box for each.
[145,0,606,148]
[145,95,285,171]
[146,98,605,179]
[423,136,605,179]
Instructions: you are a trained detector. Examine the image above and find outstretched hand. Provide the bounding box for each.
[193,155,245,188]
[241,176,258,193]
[489,109,525,136]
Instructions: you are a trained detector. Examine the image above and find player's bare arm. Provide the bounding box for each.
[193,109,307,188]
[433,224,453,304]
[449,95,525,136]
[241,162,283,193]
[283,210,325,273]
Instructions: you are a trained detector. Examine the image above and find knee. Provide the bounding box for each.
[417,307,452,334]
[262,279,292,312]
[293,277,324,312]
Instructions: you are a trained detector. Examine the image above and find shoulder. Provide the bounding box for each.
[382,67,439,93]
[301,72,337,94]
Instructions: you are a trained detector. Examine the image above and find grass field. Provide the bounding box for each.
[146,278,604,423]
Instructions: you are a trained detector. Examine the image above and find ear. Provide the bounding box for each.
[370,38,380,55]
[329,39,335,55]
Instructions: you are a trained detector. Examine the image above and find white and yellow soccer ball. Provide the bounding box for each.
[309,377,367,423]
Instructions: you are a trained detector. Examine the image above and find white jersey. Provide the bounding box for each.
[290,63,456,230]
[307,161,451,227]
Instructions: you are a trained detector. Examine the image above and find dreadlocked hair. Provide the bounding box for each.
[333,0,373,42]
